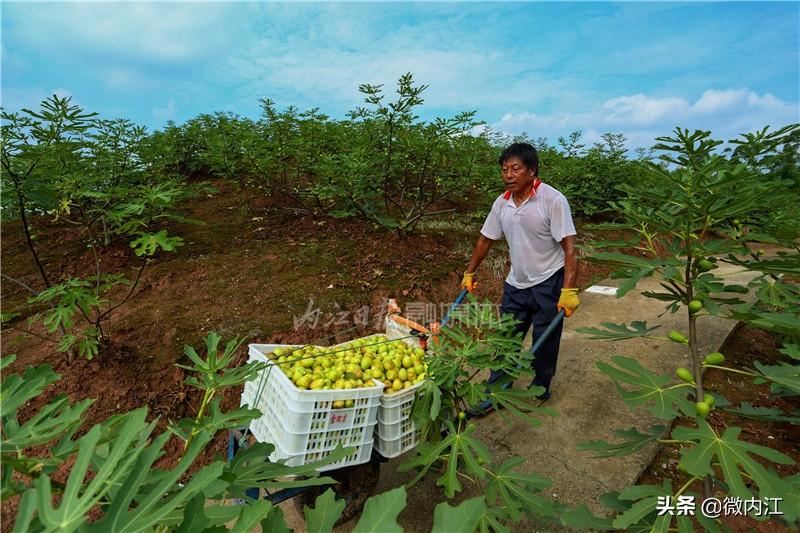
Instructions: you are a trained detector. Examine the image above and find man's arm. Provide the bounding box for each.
[560,234,578,288]
[466,234,495,274]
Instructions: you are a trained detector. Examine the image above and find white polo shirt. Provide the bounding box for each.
[480,181,576,289]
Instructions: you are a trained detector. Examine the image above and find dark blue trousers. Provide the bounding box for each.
[490,268,564,392]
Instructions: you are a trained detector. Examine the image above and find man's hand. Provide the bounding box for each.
[461,272,478,292]
[558,288,580,317]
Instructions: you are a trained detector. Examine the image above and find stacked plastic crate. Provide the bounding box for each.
[241,344,384,471]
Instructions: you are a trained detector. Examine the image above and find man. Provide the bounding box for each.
[462,142,579,410]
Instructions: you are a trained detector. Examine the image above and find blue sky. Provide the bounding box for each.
[2,2,798,148]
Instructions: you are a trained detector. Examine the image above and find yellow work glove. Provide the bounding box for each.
[461,272,478,292]
[557,288,580,317]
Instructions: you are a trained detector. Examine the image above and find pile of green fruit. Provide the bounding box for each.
[267,337,428,407]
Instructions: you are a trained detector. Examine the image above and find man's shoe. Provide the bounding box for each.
[467,381,513,418]
[528,381,551,403]
[536,390,551,402]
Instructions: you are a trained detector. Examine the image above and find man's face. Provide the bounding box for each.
[501,157,535,195]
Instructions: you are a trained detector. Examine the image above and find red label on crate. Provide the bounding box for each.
[330,412,348,424]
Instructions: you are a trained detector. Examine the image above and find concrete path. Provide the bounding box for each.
[282,262,758,532]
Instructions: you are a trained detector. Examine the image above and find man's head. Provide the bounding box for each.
[499,143,539,196]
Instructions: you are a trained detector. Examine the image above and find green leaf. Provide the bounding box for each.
[2,394,92,450]
[780,343,800,361]
[230,500,276,533]
[86,425,218,532]
[77,330,99,360]
[36,409,155,532]
[587,251,662,269]
[221,442,343,500]
[260,505,292,533]
[480,386,558,427]
[411,378,442,429]
[1,363,60,418]
[175,495,206,532]
[12,489,37,533]
[476,510,510,533]
[485,457,554,520]
[616,267,657,297]
[753,361,800,394]
[672,419,794,499]
[399,421,491,498]
[130,229,184,256]
[57,333,78,353]
[576,321,661,341]
[1,312,21,326]
[1,354,17,371]
[730,254,800,275]
[352,486,406,533]
[722,402,800,425]
[577,425,666,458]
[171,401,261,443]
[432,497,488,533]
[41,303,76,332]
[722,283,749,294]
[741,311,800,336]
[695,506,725,533]
[596,356,694,419]
[612,481,672,529]
[304,488,345,533]
[559,504,614,530]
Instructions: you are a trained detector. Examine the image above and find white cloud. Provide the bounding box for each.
[490,89,799,149]
[223,16,583,119]
[602,94,689,125]
[102,67,156,91]
[692,89,745,114]
[153,99,177,121]
[5,3,240,65]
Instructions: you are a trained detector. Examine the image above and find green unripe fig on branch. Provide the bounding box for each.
[703,352,725,365]
[703,393,715,407]
[688,300,703,314]
[676,367,694,383]
[694,258,714,272]
[696,401,710,418]
[668,330,689,344]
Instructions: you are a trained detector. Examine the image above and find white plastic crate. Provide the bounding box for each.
[377,413,417,441]
[378,379,424,424]
[374,379,423,458]
[240,344,383,470]
[270,436,375,471]
[374,427,421,458]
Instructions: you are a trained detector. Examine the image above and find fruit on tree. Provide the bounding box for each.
[676,367,694,383]
[688,300,703,314]
[695,401,710,418]
[703,352,725,365]
[695,258,714,272]
[668,331,688,344]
